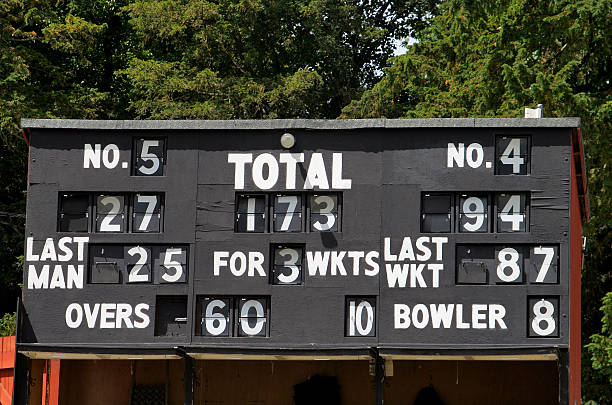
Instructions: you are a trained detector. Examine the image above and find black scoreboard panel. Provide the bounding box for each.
[20,119,576,351]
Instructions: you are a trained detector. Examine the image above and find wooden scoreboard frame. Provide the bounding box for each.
[16,118,587,405]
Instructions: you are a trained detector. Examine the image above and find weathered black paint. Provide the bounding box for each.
[20,120,576,352]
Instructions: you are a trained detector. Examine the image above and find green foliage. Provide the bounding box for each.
[121,0,438,118]
[0,1,610,399]
[0,0,438,311]
[342,0,611,401]
[0,0,132,314]
[0,312,16,337]
[587,292,612,385]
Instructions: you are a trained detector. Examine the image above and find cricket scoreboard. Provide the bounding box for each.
[19,118,583,354]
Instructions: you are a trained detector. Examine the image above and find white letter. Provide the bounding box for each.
[412,304,429,329]
[466,143,484,168]
[229,252,247,276]
[447,143,464,167]
[39,238,57,261]
[116,303,133,328]
[65,303,83,328]
[304,153,329,189]
[430,304,454,328]
[472,304,487,329]
[331,153,352,189]
[100,303,116,329]
[252,153,279,190]
[66,265,84,289]
[330,251,347,276]
[228,153,253,189]
[248,251,266,277]
[73,237,89,261]
[415,237,431,261]
[385,263,409,288]
[431,237,448,261]
[26,237,39,261]
[102,144,120,168]
[384,237,397,261]
[57,237,73,262]
[456,304,470,329]
[348,251,364,276]
[27,265,48,289]
[83,144,101,168]
[49,265,66,289]
[428,264,443,288]
[394,304,410,329]
[307,251,330,276]
[214,251,229,276]
[84,303,100,328]
[398,237,415,261]
[489,304,507,329]
[279,153,304,189]
[364,251,380,276]
[410,263,427,288]
[134,303,150,328]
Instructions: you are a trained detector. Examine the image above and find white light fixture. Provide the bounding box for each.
[280,133,295,149]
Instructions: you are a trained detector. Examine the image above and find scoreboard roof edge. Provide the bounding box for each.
[20,117,581,131]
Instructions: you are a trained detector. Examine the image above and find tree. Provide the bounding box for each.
[587,292,612,391]
[0,0,438,317]
[0,0,131,314]
[342,0,611,401]
[121,0,438,119]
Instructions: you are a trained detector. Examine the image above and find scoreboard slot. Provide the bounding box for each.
[88,244,189,284]
[456,244,560,285]
[58,192,90,232]
[271,244,304,285]
[154,295,188,337]
[133,138,166,176]
[346,296,376,337]
[235,192,342,233]
[495,135,530,175]
[421,192,530,233]
[59,192,164,233]
[528,296,560,337]
[196,296,271,337]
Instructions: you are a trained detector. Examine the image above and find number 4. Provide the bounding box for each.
[499,195,524,231]
[500,138,525,174]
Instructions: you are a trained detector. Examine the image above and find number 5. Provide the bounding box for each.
[139,140,160,175]
[161,248,184,282]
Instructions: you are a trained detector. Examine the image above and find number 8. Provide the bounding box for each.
[532,300,556,336]
[497,247,521,282]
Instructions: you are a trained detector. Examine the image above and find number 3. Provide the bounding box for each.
[313,196,336,231]
[277,248,300,284]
